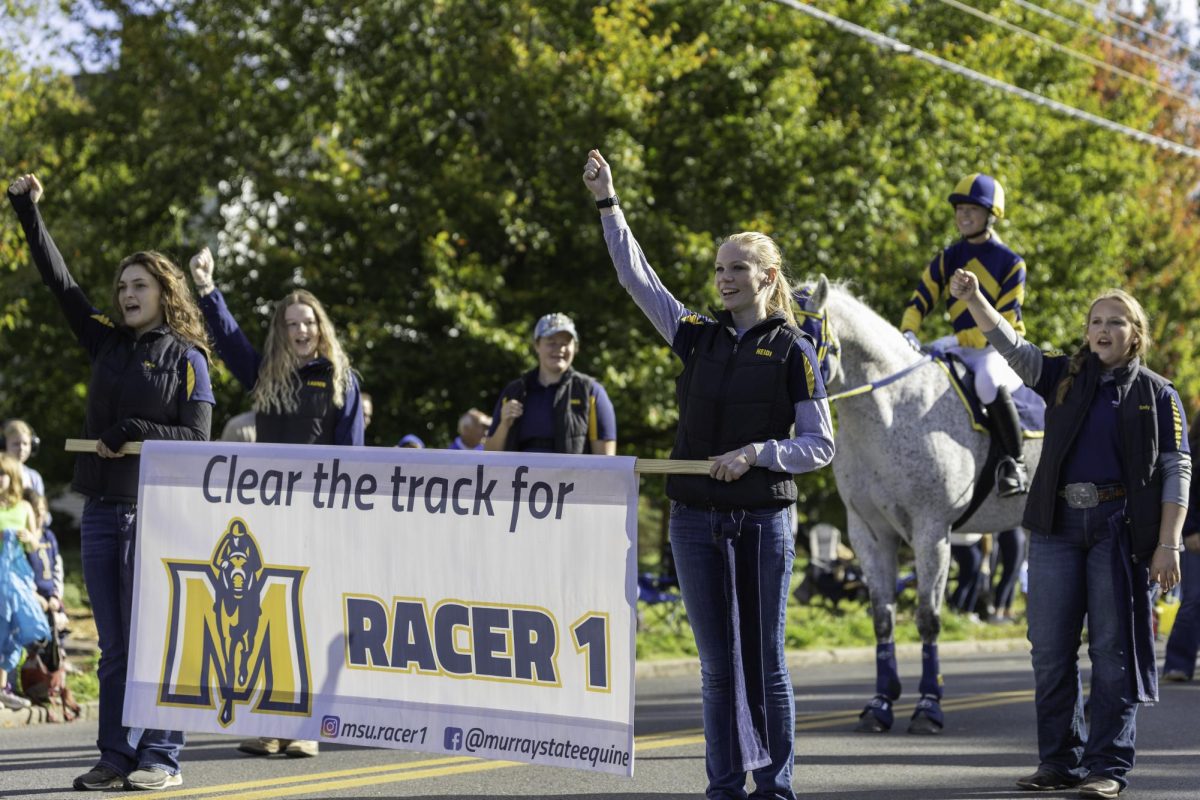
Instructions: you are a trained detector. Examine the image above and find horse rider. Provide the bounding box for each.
[900,173,1029,497]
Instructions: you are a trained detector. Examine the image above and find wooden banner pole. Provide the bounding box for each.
[65,440,712,476]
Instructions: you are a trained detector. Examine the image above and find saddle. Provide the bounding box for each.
[936,354,1045,530]
[936,354,1045,436]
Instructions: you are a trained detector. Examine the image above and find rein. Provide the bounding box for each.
[827,353,934,402]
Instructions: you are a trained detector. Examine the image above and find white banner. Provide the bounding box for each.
[126,441,639,775]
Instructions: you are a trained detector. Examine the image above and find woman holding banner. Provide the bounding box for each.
[189,246,362,758]
[584,150,834,800]
[8,174,214,791]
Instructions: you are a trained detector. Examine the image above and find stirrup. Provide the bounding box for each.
[995,456,1028,498]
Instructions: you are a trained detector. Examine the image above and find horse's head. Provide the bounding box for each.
[796,275,941,395]
[793,274,843,387]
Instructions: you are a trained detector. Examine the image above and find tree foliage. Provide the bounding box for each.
[3,0,1198,527]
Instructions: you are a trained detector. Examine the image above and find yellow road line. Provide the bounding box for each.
[169,759,521,799]
[145,756,481,798]
[636,732,707,751]
[154,689,1037,797]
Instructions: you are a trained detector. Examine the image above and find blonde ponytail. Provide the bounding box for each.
[722,231,797,327]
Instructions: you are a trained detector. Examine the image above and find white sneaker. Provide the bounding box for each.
[0,689,31,710]
[285,739,319,758]
[126,767,183,790]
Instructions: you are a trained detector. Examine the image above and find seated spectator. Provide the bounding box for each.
[3,420,44,498]
[449,408,491,451]
[485,313,616,455]
[398,434,425,449]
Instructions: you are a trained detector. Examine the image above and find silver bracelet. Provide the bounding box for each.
[1158,543,1185,552]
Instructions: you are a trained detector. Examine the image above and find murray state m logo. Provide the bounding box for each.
[159,518,311,726]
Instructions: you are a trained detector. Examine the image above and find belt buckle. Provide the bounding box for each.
[1064,482,1099,509]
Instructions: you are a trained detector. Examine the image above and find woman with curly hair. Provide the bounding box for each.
[190,248,363,452]
[189,247,363,758]
[8,173,214,791]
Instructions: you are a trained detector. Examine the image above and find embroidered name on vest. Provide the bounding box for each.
[755,348,773,357]
[143,360,157,369]
[307,380,327,388]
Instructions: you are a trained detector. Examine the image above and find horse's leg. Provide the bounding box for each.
[847,509,902,733]
[908,526,951,734]
[218,611,237,725]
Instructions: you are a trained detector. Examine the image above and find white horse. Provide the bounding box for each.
[797,276,1042,734]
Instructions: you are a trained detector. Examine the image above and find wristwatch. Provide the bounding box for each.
[595,194,620,209]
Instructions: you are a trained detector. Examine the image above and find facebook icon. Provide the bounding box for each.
[443,727,463,751]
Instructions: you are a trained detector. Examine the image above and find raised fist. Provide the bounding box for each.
[189,246,215,293]
[582,149,616,201]
[949,269,980,301]
[8,174,43,204]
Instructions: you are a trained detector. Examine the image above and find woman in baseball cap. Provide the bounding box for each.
[484,312,617,455]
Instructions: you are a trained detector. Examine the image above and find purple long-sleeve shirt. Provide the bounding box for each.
[601,210,834,474]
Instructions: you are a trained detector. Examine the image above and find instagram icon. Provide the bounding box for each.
[320,715,341,738]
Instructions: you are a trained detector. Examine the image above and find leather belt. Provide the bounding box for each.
[1057,482,1125,509]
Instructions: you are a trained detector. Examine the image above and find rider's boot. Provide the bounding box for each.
[986,387,1028,497]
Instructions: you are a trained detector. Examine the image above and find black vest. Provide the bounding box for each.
[500,369,595,454]
[77,326,201,502]
[1025,354,1168,562]
[255,359,341,444]
[668,314,801,510]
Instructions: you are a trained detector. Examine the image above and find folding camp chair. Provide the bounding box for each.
[637,572,683,633]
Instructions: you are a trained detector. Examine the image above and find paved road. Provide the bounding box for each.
[2,647,1197,799]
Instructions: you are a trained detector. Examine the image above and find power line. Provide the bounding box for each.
[768,0,1200,159]
[933,0,1195,104]
[1059,0,1200,59]
[1011,0,1200,80]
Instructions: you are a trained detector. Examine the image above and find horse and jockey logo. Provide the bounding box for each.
[158,518,311,726]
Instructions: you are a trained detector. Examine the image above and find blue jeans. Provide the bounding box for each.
[82,498,184,777]
[1026,499,1137,787]
[991,528,1026,612]
[949,541,984,614]
[1163,548,1200,678]
[669,503,796,800]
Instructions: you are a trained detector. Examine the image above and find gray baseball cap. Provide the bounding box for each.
[533,312,578,342]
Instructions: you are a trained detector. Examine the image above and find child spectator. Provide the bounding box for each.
[3,420,45,498]
[21,490,68,636]
[0,453,41,710]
